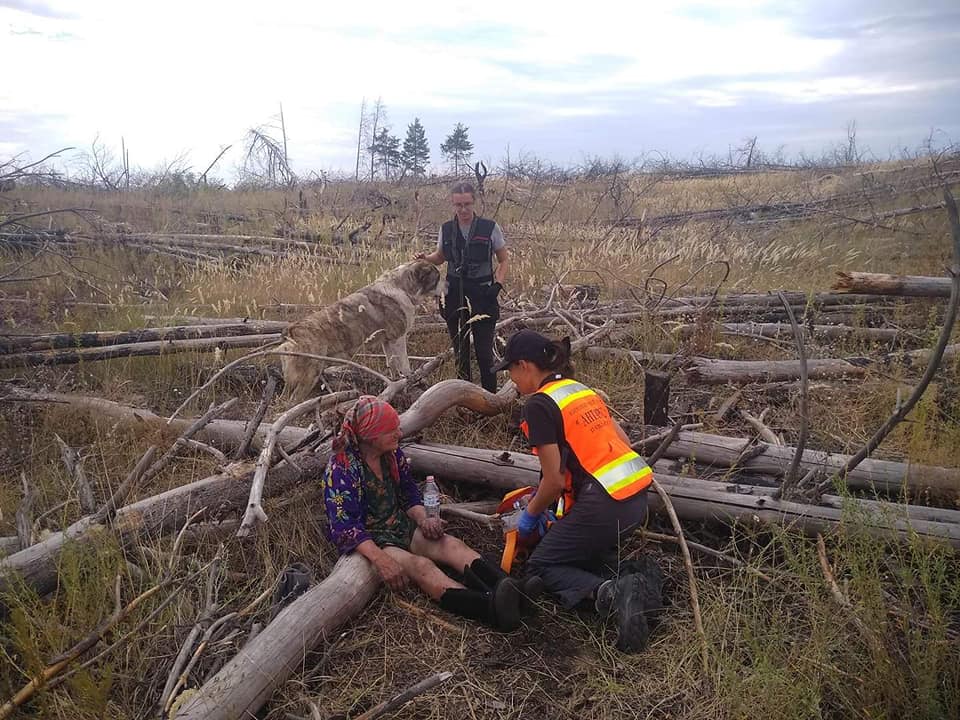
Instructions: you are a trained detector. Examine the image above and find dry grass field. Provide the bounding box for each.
[1,157,959,719]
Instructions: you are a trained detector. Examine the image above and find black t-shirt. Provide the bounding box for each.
[522,375,594,495]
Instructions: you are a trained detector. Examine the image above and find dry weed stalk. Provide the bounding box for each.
[643,416,710,674]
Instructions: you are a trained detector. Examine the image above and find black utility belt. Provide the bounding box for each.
[446,275,494,285]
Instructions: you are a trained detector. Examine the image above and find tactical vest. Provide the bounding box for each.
[521,378,652,517]
[441,216,496,283]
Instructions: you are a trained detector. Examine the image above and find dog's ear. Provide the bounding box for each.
[413,260,440,292]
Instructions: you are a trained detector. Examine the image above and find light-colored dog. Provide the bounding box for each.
[279,259,442,401]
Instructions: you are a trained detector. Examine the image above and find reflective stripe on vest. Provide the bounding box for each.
[536,379,652,502]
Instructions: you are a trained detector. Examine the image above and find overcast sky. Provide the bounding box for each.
[2,0,958,179]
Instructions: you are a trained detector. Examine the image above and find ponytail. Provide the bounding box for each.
[542,336,574,376]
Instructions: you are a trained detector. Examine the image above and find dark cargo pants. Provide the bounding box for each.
[526,481,649,609]
[444,280,500,393]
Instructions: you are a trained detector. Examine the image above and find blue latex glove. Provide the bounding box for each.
[517,508,542,538]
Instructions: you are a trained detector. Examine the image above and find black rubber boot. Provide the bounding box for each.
[488,579,522,631]
[469,558,543,616]
[467,558,499,586]
[461,564,490,592]
[518,575,545,615]
[439,586,521,631]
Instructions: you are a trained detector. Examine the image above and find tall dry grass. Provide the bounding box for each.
[1,161,958,718]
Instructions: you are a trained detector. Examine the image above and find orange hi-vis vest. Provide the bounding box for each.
[521,378,653,516]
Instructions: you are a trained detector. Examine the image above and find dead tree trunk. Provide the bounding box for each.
[685,357,867,384]
[656,430,960,496]
[0,334,281,368]
[172,554,379,720]
[399,379,514,436]
[834,271,952,297]
[0,322,289,354]
[0,450,329,605]
[671,322,907,345]
[401,443,960,546]
[584,347,869,384]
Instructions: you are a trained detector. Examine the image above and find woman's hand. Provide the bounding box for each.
[374,555,409,591]
[418,516,445,541]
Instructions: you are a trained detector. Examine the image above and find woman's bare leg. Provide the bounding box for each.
[409,529,480,573]
[381,546,463,601]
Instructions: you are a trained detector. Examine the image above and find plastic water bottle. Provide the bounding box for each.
[423,476,440,518]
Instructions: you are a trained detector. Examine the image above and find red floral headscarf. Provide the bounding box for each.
[333,396,401,480]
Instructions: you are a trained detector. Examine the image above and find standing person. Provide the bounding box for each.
[416,181,509,392]
[323,395,539,630]
[493,330,665,652]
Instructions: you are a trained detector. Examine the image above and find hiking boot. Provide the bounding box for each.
[595,578,616,616]
[610,574,651,652]
[598,556,666,631]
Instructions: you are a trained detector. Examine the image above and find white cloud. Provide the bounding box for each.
[0,0,955,174]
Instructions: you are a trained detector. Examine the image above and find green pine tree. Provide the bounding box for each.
[401,118,430,177]
[370,127,402,180]
[440,122,473,177]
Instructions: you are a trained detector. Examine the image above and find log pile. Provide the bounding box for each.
[4,381,960,720]
[0,289,911,369]
[0,230,359,265]
[3,199,960,718]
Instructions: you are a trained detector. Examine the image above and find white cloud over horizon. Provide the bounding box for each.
[2,0,958,179]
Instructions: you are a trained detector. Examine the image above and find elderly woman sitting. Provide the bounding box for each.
[323,396,539,630]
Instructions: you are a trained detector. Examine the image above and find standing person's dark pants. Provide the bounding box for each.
[445,278,500,393]
[526,481,648,609]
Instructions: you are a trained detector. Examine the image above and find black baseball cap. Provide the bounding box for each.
[493,329,553,372]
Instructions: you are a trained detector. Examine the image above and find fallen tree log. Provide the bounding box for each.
[834,271,952,298]
[664,291,890,309]
[685,357,867,384]
[401,443,960,547]
[670,322,908,345]
[171,553,379,720]
[655,430,960,497]
[105,233,360,266]
[890,343,960,367]
[0,452,328,604]
[399,379,514,435]
[409,292,895,336]
[584,347,871,384]
[0,334,282,368]
[0,321,289,354]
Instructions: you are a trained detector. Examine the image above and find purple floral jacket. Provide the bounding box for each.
[322,445,422,555]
